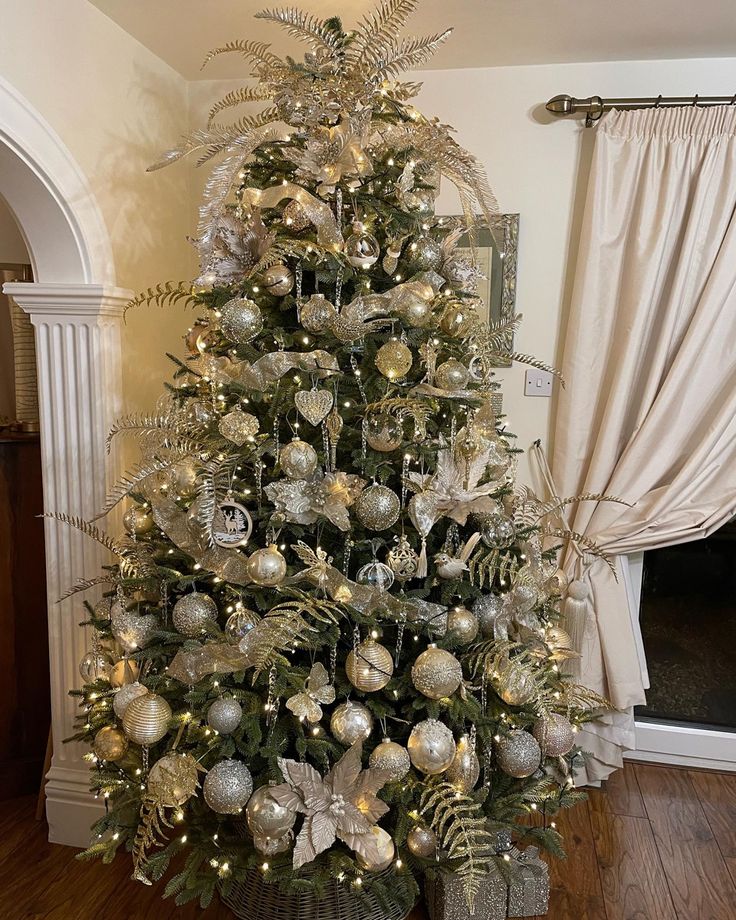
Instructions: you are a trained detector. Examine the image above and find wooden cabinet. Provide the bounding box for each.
[0,433,49,798]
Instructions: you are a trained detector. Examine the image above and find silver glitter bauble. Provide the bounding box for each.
[225,608,260,645]
[113,680,148,719]
[408,719,456,775]
[123,506,154,536]
[369,738,411,781]
[203,759,253,814]
[207,697,243,735]
[93,726,128,762]
[407,236,443,271]
[446,606,479,644]
[386,536,419,582]
[111,610,160,652]
[79,650,112,683]
[330,701,374,746]
[495,731,542,778]
[246,785,297,839]
[356,561,395,591]
[94,597,113,620]
[253,831,293,856]
[364,413,403,452]
[479,512,516,548]
[261,263,294,296]
[280,437,319,479]
[473,594,505,638]
[446,735,481,792]
[434,358,469,392]
[346,639,394,692]
[109,658,139,688]
[172,593,218,637]
[246,545,287,586]
[375,340,413,381]
[147,752,199,807]
[300,293,337,333]
[532,713,575,757]
[345,222,380,268]
[407,825,438,858]
[354,484,401,531]
[411,646,463,700]
[122,692,172,745]
[356,826,395,871]
[220,297,263,344]
[169,458,199,498]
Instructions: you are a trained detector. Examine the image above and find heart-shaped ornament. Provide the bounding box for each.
[294,388,334,426]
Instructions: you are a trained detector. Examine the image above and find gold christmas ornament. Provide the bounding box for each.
[493,657,537,706]
[207,697,243,734]
[375,339,413,380]
[172,592,218,637]
[246,785,297,839]
[345,221,380,268]
[407,824,438,858]
[354,483,401,531]
[495,731,542,778]
[411,645,463,700]
[439,302,475,338]
[109,658,139,688]
[294,387,334,426]
[123,506,154,536]
[283,198,310,231]
[218,408,259,445]
[330,701,373,745]
[364,412,403,452]
[113,680,148,719]
[434,358,469,391]
[446,735,481,792]
[356,826,395,872]
[546,626,574,653]
[246,545,287,586]
[446,606,479,644]
[147,752,199,807]
[386,535,419,581]
[300,293,337,333]
[408,719,456,774]
[168,458,198,498]
[261,263,294,296]
[346,638,394,692]
[279,437,319,479]
[220,297,264,344]
[93,726,128,762]
[203,759,254,814]
[532,713,575,756]
[122,692,172,746]
[369,738,411,781]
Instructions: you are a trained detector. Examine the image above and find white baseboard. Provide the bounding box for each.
[626,720,736,772]
[45,764,105,848]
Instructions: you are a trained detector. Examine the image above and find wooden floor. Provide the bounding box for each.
[2,762,736,919]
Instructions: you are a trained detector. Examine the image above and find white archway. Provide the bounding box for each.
[0,76,131,846]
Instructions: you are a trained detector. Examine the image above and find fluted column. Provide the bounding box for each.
[4,282,130,846]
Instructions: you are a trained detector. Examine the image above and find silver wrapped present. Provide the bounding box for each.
[506,845,549,918]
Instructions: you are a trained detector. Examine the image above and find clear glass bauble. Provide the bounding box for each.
[225,608,260,645]
[79,650,112,683]
[246,785,297,839]
[345,222,380,269]
[434,358,469,391]
[364,412,403,452]
[356,560,395,591]
[480,512,517,548]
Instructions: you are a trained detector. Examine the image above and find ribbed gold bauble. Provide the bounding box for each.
[122,693,172,745]
[375,340,412,380]
[346,639,394,692]
[411,645,463,700]
[93,726,128,762]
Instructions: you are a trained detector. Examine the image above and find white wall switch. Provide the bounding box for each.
[524,368,553,397]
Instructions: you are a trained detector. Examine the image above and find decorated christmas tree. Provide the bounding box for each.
[63,4,610,916]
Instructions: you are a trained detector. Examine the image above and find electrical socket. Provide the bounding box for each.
[524,368,553,397]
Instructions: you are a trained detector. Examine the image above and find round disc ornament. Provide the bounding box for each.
[532,712,575,757]
[495,730,542,778]
[246,785,297,839]
[356,560,394,591]
[280,437,319,480]
[330,701,374,746]
[246,545,287,586]
[364,413,403,452]
[369,738,411,781]
[354,484,401,531]
[408,719,456,775]
[346,638,394,692]
[172,592,218,637]
[261,263,294,296]
[375,340,413,381]
[411,645,463,700]
[220,297,263,344]
[203,759,253,814]
[122,692,172,746]
[93,726,128,762]
[212,501,253,548]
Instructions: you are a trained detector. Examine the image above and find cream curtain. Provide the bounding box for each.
[551,105,736,783]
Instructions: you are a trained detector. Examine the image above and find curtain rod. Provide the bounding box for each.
[546,93,736,126]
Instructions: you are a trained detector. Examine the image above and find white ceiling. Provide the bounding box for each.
[89,0,736,79]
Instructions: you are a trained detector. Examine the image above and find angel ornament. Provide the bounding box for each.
[286,663,336,724]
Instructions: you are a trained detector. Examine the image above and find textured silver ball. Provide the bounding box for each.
[407,825,438,858]
[261,263,294,296]
[446,735,481,792]
[364,413,403,452]
[79,650,111,683]
[346,639,394,692]
[111,610,160,652]
[356,561,395,592]
[369,738,411,781]
[300,293,337,333]
[122,693,172,746]
[408,236,443,271]
[495,731,542,778]
[434,358,469,391]
[246,785,297,839]
[123,506,154,536]
[354,484,401,531]
[246,545,287,586]
[532,713,575,756]
[207,697,243,735]
[408,719,456,775]
[172,593,218,637]
[411,646,463,700]
[473,594,505,638]
[330,701,374,746]
[113,680,148,719]
[356,827,395,872]
[225,608,260,645]
[280,438,319,479]
[446,606,479,644]
[203,759,253,814]
[220,297,263,344]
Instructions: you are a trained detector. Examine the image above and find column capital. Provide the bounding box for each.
[3,281,132,320]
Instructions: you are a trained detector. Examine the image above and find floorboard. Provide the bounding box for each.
[588,762,647,819]
[688,769,736,888]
